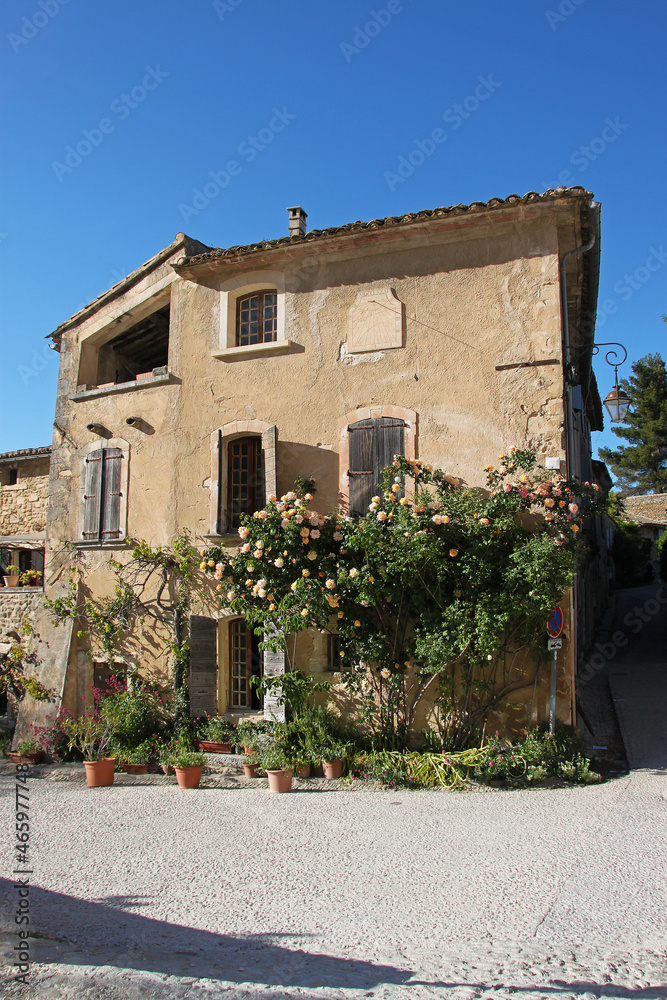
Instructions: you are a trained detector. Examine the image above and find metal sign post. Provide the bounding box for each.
[547,607,564,735]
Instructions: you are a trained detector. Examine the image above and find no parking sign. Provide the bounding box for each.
[547,606,563,639]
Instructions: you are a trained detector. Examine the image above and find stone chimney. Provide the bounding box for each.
[287,206,308,238]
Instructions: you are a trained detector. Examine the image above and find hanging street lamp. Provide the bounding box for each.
[592,343,630,423]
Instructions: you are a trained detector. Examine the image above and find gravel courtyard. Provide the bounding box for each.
[1,767,666,1000]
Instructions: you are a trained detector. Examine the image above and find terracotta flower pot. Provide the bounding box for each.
[197,740,232,754]
[174,765,203,789]
[296,764,311,779]
[322,758,344,779]
[84,759,115,787]
[122,764,148,774]
[6,576,19,588]
[243,763,259,778]
[266,768,293,793]
[161,763,175,775]
[243,744,256,755]
[7,751,44,765]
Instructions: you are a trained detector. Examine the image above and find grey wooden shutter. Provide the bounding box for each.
[101,448,123,540]
[261,424,278,501]
[348,419,375,517]
[348,418,405,517]
[189,615,218,717]
[82,450,103,539]
[376,419,405,484]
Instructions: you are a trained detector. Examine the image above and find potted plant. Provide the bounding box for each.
[119,744,150,774]
[319,739,348,780]
[173,748,206,788]
[5,565,20,588]
[237,718,272,754]
[258,744,294,793]
[294,755,313,780]
[242,751,260,778]
[157,738,177,774]
[197,716,235,753]
[6,736,44,765]
[66,714,115,787]
[21,569,42,588]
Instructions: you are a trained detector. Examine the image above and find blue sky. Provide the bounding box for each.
[1,0,665,460]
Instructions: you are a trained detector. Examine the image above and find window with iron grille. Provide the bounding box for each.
[236,290,278,346]
[82,447,123,541]
[227,437,264,531]
[347,417,405,517]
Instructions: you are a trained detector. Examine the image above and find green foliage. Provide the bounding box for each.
[63,713,113,762]
[610,520,652,587]
[250,669,331,719]
[117,741,152,765]
[200,716,235,744]
[201,450,604,747]
[599,353,667,495]
[172,749,206,768]
[256,742,293,771]
[236,718,273,748]
[97,678,167,753]
[659,532,667,582]
[15,736,41,756]
[475,724,600,786]
[0,631,54,702]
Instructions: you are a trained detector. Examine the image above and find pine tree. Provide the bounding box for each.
[599,353,667,494]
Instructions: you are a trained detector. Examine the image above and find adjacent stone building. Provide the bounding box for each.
[15,187,613,739]
[624,494,667,581]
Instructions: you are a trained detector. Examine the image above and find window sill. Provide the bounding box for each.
[0,586,43,593]
[69,371,175,401]
[69,540,131,550]
[203,533,242,544]
[211,340,301,362]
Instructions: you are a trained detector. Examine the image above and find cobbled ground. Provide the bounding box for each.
[1,762,666,1000]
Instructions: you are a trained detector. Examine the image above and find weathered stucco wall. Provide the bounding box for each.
[43,196,590,731]
[0,458,50,536]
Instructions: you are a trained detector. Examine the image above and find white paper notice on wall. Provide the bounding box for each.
[263,643,286,723]
[346,288,405,354]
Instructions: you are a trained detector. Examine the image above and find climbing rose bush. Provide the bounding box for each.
[201,449,604,747]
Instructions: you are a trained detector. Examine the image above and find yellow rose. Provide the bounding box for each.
[449,549,458,558]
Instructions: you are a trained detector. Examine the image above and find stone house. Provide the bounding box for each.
[623,494,667,581]
[16,186,613,740]
[0,446,51,719]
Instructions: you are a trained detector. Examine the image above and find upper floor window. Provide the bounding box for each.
[77,299,170,390]
[8,468,18,486]
[236,290,277,347]
[227,437,264,531]
[82,447,124,542]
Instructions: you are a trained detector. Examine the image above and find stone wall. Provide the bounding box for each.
[0,458,50,536]
[0,590,44,641]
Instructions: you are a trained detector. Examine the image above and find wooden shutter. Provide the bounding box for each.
[189,615,218,717]
[101,448,123,540]
[348,417,405,517]
[348,419,375,517]
[376,419,405,483]
[261,424,278,501]
[82,450,103,539]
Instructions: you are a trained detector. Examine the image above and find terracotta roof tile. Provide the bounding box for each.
[0,446,51,463]
[176,187,593,268]
[624,494,667,526]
